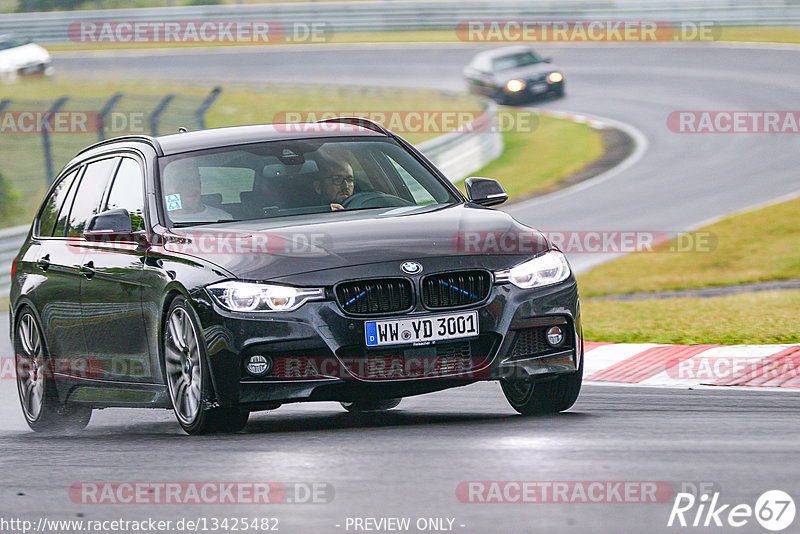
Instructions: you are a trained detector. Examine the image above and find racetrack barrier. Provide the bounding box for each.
[1,1,799,43]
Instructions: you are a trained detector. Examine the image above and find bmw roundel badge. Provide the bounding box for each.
[401,261,422,274]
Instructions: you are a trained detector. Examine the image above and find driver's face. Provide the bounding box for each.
[316,163,355,203]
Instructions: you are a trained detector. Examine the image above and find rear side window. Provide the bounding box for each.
[65,158,119,238]
[105,158,146,232]
[38,168,80,237]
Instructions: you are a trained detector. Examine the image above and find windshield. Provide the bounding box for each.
[492,51,543,71]
[0,37,31,51]
[158,137,459,227]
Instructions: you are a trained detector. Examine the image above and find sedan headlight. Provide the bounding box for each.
[495,250,571,289]
[547,72,564,84]
[505,79,526,92]
[207,281,324,312]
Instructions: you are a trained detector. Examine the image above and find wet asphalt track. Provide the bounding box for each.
[1,43,798,533]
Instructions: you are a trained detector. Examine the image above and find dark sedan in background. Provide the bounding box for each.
[464,46,565,104]
[10,118,582,434]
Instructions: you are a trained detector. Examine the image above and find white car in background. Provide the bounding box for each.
[0,35,54,81]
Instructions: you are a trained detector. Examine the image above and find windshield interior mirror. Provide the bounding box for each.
[464,177,508,207]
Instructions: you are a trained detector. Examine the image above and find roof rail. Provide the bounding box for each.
[317,117,391,136]
[75,135,163,157]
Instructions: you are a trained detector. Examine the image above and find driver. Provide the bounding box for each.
[313,158,355,211]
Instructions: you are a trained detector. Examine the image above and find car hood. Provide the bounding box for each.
[494,63,555,82]
[162,203,549,282]
[0,43,50,68]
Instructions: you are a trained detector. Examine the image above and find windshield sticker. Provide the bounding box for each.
[166,194,182,211]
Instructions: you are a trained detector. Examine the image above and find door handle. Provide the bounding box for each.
[36,254,50,271]
[80,260,95,279]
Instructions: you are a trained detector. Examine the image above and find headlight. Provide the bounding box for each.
[207,281,324,312]
[494,250,571,289]
[547,72,564,84]
[506,79,525,92]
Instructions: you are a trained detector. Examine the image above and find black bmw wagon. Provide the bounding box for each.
[10,118,583,434]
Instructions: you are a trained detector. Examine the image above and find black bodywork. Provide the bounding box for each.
[9,122,582,417]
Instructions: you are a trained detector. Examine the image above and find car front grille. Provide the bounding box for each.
[335,278,413,315]
[421,270,492,309]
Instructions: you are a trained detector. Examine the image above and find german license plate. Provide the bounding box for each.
[530,83,548,93]
[365,311,479,347]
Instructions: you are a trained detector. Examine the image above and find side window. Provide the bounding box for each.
[105,158,146,232]
[65,158,118,238]
[38,168,80,237]
[387,156,436,205]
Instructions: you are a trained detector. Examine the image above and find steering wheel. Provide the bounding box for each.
[340,191,414,209]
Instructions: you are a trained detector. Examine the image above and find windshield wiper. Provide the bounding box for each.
[172,219,244,228]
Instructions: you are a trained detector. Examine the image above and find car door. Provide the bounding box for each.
[79,156,155,383]
[29,165,88,379]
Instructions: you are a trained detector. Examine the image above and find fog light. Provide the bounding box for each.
[245,355,272,377]
[546,326,564,347]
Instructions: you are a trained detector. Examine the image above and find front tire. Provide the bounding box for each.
[14,309,91,433]
[163,296,248,434]
[501,358,582,415]
[341,398,402,412]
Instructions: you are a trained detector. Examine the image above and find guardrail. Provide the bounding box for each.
[1,1,799,42]
[0,102,503,298]
[418,101,503,184]
[0,224,29,298]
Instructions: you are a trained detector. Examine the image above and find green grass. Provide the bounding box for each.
[0,76,482,227]
[583,291,800,345]
[578,196,800,297]
[458,109,604,199]
[718,26,800,44]
[579,195,800,344]
[42,26,800,52]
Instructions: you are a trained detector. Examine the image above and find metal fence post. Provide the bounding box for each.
[97,92,124,142]
[150,94,175,137]
[195,87,222,130]
[43,96,68,186]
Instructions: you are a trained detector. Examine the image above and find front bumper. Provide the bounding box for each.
[190,277,582,408]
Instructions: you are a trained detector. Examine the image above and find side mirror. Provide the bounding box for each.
[543,57,552,64]
[87,208,132,233]
[83,209,149,246]
[464,177,508,207]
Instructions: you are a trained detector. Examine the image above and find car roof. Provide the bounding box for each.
[74,122,388,161]
[473,45,538,61]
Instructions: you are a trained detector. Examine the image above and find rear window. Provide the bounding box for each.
[65,158,118,237]
[38,168,80,237]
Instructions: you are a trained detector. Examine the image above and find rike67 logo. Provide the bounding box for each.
[668,490,795,531]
